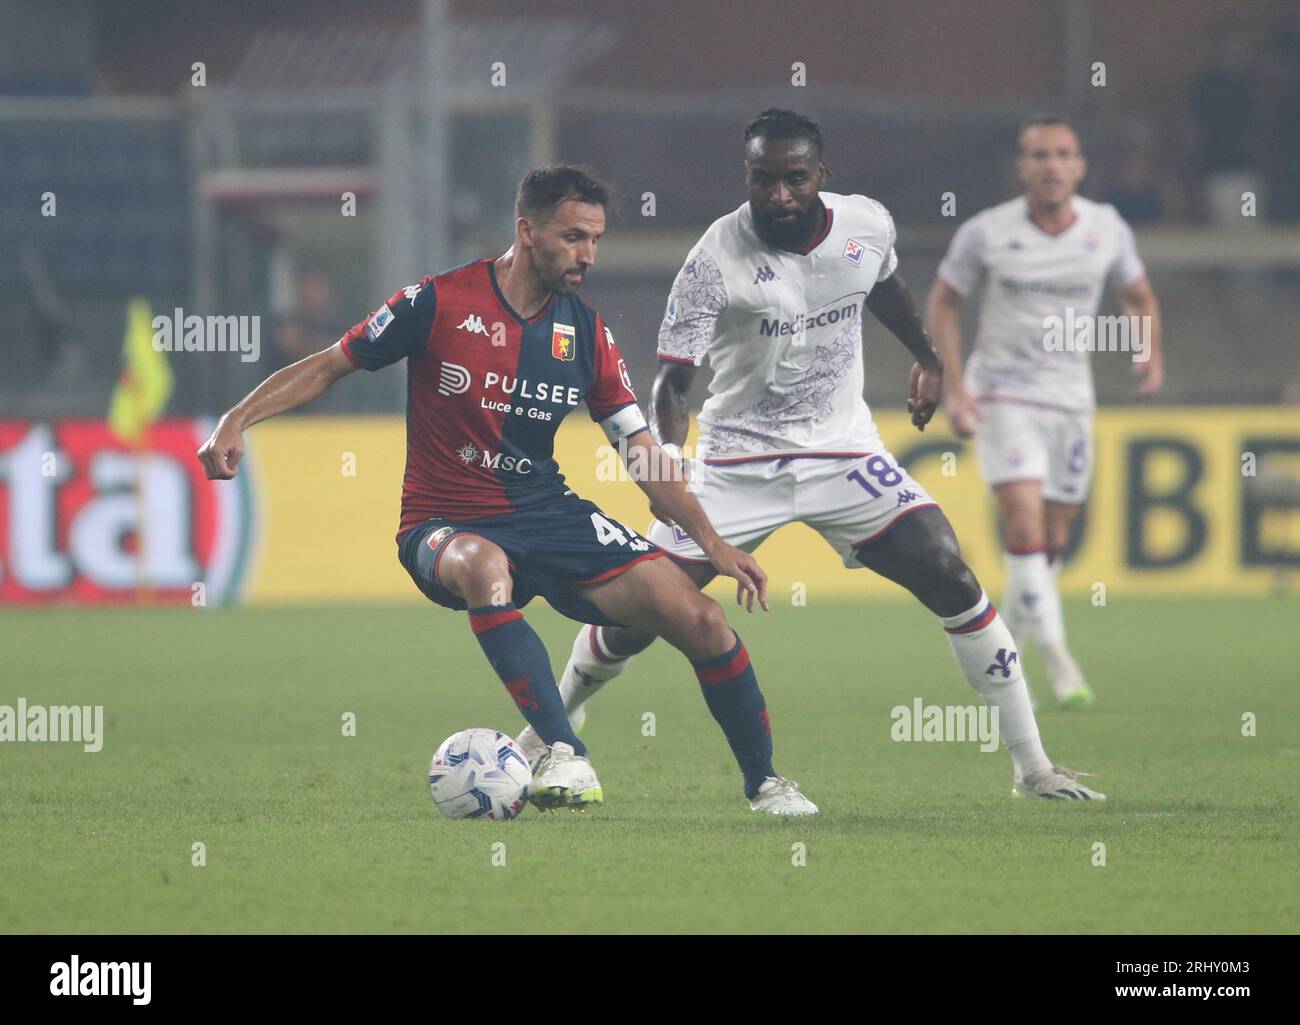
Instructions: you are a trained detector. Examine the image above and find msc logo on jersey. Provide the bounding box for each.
[365,305,394,340]
[842,239,865,266]
[457,441,532,475]
[456,314,490,336]
[552,322,576,361]
[438,361,471,396]
[752,265,777,284]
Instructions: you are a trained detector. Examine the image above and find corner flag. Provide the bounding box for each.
[108,297,174,445]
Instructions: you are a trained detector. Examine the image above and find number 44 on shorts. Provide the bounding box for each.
[591,512,651,551]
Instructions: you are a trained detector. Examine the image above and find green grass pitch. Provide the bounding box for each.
[1,595,1296,934]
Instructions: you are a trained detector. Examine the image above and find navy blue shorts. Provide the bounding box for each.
[396,492,665,627]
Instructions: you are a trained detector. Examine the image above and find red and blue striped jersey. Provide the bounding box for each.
[340,258,646,534]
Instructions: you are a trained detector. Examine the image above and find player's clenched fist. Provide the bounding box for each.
[907,360,943,431]
[197,419,244,479]
[706,543,769,613]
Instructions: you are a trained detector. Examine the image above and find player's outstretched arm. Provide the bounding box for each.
[197,342,357,479]
[622,430,768,612]
[866,272,944,430]
[925,277,978,437]
[1121,276,1164,397]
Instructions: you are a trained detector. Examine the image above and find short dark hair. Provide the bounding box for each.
[1018,113,1082,150]
[743,108,823,158]
[514,164,612,222]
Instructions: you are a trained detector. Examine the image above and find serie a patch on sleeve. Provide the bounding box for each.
[365,305,394,340]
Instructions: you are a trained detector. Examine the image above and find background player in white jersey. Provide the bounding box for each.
[519,109,1104,803]
[926,114,1164,708]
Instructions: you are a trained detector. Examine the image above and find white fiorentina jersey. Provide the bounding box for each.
[656,191,898,460]
[936,195,1146,412]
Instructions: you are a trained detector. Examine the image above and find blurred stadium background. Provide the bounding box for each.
[3,0,1299,604]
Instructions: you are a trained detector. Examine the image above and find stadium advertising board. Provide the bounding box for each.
[1,410,1296,604]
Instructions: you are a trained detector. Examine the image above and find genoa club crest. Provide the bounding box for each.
[551,323,576,361]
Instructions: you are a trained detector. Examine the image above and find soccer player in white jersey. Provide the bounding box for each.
[519,109,1105,806]
[926,114,1164,708]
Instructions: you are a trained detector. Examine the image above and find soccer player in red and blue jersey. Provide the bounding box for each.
[198,166,817,813]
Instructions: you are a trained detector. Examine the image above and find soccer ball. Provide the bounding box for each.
[428,728,532,820]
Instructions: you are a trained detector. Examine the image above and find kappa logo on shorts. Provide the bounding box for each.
[425,526,456,551]
[895,489,921,506]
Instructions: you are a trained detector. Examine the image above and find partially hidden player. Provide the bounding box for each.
[927,114,1163,708]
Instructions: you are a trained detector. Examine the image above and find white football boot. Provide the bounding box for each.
[528,741,603,811]
[1012,763,1106,800]
[748,776,819,815]
[514,723,548,770]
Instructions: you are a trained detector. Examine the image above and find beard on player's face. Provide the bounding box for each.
[751,199,822,249]
[534,240,586,295]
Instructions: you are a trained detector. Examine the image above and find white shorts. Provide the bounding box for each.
[973,400,1093,503]
[646,453,939,569]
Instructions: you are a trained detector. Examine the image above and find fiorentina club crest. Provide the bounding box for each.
[551,322,576,361]
[843,238,865,266]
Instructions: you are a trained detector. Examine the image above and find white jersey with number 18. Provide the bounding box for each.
[656,191,898,461]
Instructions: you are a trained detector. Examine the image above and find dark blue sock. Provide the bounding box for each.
[468,604,586,757]
[692,632,774,798]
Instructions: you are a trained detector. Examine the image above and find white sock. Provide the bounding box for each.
[1003,550,1068,655]
[942,590,1052,777]
[558,624,633,714]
